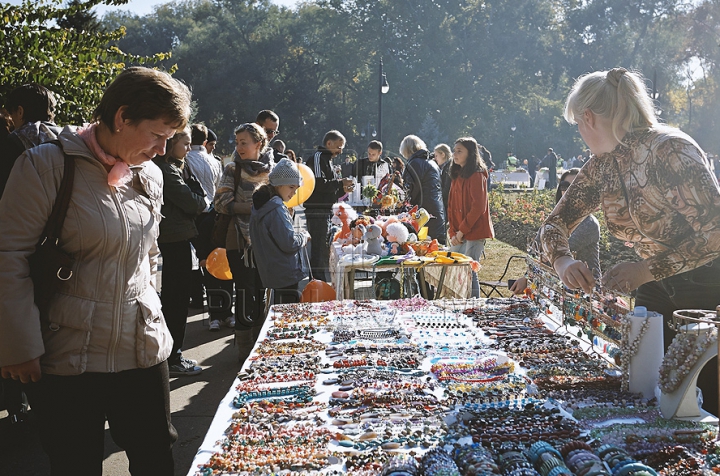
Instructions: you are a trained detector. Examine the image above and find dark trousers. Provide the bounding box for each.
[159,240,193,364]
[24,362,176,476]
[636,259,720,415]
[227,249,265,328]
[274,282,301,305]
[205,271,234,320]
[305,209,331,282]
[189,268,205,305]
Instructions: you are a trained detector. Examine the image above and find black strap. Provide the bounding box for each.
[40,141,75,243]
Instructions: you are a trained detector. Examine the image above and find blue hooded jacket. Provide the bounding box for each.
[249,190,307,289]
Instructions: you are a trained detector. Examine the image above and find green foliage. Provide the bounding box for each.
[1,0,171,125]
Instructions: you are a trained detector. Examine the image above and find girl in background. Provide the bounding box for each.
[447,137,494,298]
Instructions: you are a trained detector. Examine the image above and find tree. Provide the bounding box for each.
[0,0,171,124]
[417,115,445,149]
[57,0,102,32]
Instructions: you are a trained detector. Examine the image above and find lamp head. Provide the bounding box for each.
[381,74,389,94]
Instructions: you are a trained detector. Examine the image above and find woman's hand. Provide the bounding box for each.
[554,256,595,294]
[601,261,654,294]
[509,277,528,295]
[1,357,42,384]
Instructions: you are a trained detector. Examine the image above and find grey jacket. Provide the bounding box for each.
[249,193,307,289]
[0,126,172,375]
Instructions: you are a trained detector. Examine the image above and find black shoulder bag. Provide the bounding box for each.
[28,143,76,315]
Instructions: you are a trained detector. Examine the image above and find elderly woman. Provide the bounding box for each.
[539,67,720,414]
[0,67,191,474]
[400,135,446,243]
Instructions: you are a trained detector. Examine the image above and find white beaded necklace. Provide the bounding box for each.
[619,315,650,392]
[658,327,717,393]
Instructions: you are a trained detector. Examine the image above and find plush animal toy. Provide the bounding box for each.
[385,222,409,255]
[349,215,373,245]
[399,206,431,232]
[364,224,384,256]
[331,203,357,245]
[380,216,399,239]
[410,207,431,232]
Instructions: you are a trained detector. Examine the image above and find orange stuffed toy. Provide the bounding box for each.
[331,203,357,245]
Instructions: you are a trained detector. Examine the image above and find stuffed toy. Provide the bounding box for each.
[385,222,409,255]
[380,216,399,239]
[349,215,373,245]
[364,224,384,256]
[399,206,431,232]
[331,203,357,245]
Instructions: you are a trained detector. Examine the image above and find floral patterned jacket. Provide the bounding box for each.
[540,125,720,281]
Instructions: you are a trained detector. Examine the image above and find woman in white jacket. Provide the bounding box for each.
[0,67,191,475]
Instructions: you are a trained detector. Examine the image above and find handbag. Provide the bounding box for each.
[212,161,243,248]
[28,143,76,314]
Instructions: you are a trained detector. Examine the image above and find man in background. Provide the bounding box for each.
[0,83,61,199]
[304,130,354,281]
[356,140,392,179]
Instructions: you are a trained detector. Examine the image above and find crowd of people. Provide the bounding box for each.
[0,65,719,473]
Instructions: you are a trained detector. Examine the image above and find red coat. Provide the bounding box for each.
[447,170,494,241]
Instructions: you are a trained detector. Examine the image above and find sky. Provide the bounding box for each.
[5,0,301,16]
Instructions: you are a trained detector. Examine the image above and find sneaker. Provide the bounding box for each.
[209,320,221,331]
[181,356,198,367]
[224,315,236,328]
[169,359,202,377]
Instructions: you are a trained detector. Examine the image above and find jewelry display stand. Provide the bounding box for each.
[627,307,664,399]
[659,308,719,422]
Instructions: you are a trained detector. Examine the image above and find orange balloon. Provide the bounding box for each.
[206,248,233,280]
[301,279,336,302]
[284,163,316,208]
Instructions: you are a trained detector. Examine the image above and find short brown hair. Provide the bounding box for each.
[368,140,383,151]
[93,67,192,132]
[190,123,208,145]
[255,110,279,124]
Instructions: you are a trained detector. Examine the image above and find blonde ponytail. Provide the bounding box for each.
[564,68,658,145]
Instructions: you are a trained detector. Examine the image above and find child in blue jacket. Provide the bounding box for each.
[250,158,309,304]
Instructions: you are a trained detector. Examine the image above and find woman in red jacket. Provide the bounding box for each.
[447,137,494,298]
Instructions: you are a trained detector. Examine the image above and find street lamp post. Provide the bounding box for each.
[378,56,389,143]
[511,122,517,154]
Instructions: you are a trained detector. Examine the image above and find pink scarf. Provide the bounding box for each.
[77,123,133,187]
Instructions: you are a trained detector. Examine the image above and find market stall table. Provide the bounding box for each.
[188,295,718,476]
[329,244,473,300]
